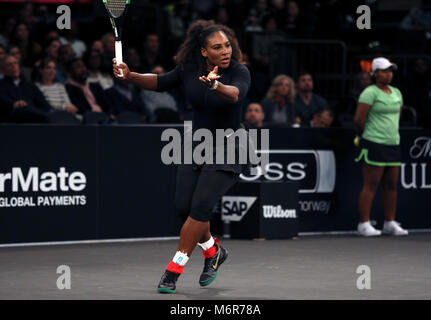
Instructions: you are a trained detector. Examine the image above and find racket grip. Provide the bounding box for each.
[115,40,123,78]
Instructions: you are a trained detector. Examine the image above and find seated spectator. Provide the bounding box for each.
[279,1,316,38]
[400,0,431,31]
[293,71,329,126]
[0,55,51,123]
[91,40,104,55]
[244,102,265,128]
[8,44,32,82]
[59,21,87,59]
[9,22,42,67]
[126,47,143,73]
[65,58,113,123]
[252,14,285,73]
[56,44,76,83]
[261,74,299,126]
[141,65,180,123]
[310,108,334,128]
[101,33,115,73]
[106,77,149,123]
[141,33,172,73]
[44,38,61,62]
[35,57,80,119]
[405,58,431,128]
[84,49,114,90]
[0,45,6,80]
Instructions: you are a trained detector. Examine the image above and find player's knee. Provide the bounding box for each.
[189,201,213,222]
[175,198,191,222]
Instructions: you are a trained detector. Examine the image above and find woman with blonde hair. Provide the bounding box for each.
[261,74,299,126]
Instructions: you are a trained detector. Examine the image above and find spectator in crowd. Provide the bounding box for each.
[140,65,180,123]
[44,38,61,62]
[400,0,431,31]
[10,22,42,67]
[0,17,17,47]
[281,1,314,38]
[293,71,329,126]
[35,57,79,118]
[252,14,285,73]
[59,21,87,59]
[261,74,298,126]
[65,58,113,123]
[244,102,265,128]
[405,58,431,128]
[126,47,144,73]
[244,7,264,32]
[0,45,6,79]
[45,29,60,43]
[166,0,197,44]
[101,33,116,72]
[84,49,114,90]
[310,108,334,128]
[141,33,172,73]
[106,77,149,123]
[56,44,76,83]
[351,70,373,102]
[0,55,51,123]
[7,44,32,82]
[91,40,104,55]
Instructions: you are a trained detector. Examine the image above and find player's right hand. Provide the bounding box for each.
[113,58,130,80]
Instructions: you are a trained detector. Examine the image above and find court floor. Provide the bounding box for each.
[1,233,430,300]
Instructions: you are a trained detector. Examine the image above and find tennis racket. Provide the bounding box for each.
[102,0,131,78]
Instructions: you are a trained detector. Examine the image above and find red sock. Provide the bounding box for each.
[202,238,219,258]
[166,261,184,274]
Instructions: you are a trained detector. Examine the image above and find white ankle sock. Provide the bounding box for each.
[198,236,215,251]
[172,251,189,266]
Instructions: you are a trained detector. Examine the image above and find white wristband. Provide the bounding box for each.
[209,80,219,91]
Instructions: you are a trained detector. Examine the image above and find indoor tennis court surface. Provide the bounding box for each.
[1,233,430,300]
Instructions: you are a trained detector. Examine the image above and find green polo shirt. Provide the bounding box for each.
[358,85,403,146]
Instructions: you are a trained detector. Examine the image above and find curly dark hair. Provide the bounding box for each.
[174,20,244,74]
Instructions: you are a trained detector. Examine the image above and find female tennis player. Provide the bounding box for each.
[354,57,408,237]
[113,20,251,293]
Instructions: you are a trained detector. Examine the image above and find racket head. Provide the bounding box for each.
[102,0,130,19]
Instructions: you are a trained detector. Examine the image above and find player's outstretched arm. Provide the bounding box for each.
[113,58,157,91]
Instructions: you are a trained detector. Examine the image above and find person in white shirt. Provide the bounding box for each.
[35,57,79,116]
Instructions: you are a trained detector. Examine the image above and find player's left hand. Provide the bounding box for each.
[199,66,221,87]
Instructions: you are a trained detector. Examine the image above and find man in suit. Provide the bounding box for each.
[0,55,51,123]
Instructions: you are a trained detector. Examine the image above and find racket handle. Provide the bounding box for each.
[115,40,123,78]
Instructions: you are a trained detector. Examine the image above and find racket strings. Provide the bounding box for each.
[106,0,127,18]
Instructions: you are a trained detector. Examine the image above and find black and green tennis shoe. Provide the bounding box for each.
[199,243,228,287]
[157,270,180,294]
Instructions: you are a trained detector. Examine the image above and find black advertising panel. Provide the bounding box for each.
[98,126,180,239]
[0,125,98,244]
[221,181,298,239]
[259,182,298,239]
[0,125,430,245]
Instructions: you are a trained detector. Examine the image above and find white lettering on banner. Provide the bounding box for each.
[221,196,257,222]
[0,167,87,193]
[409,137,431,159]
[239,150,336,194]
[299,200,332,215]
[262,205,297,219]
[0,196,86,208]
[402,136,431,190]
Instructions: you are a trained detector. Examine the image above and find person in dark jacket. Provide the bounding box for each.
[0,55,51,123]
[65,58,113,123]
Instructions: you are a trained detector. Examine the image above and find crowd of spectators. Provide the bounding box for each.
[0,0,430,128]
